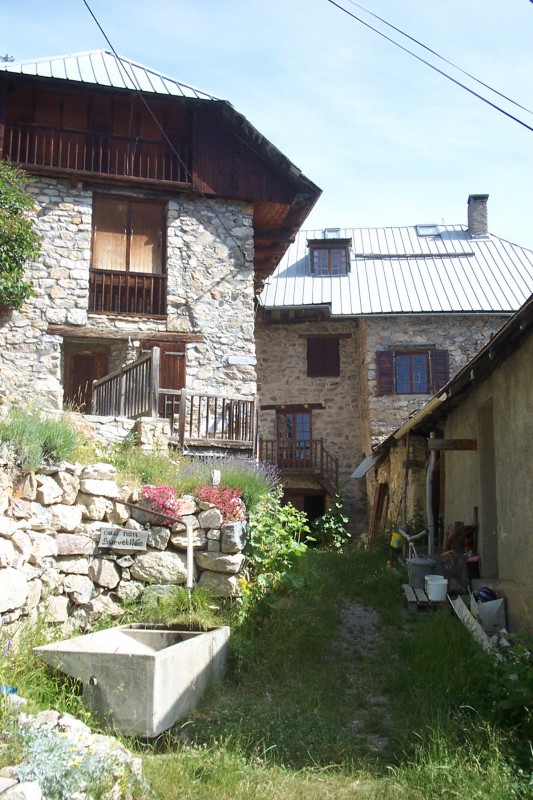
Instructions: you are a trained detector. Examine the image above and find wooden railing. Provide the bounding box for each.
[89,269,167,317]
[92,350,159,419]
[91,348,256,448]
[259,437,339,490]
[4,123,192,184]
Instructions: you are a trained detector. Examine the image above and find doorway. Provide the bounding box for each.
[64,349,109,412]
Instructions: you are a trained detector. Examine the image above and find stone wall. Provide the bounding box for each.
[255,316,367,525]
[0,461,247,632]
[0,177,257,412]
[364,314,508,445]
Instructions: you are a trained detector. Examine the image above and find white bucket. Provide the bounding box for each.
[425,574,448,601]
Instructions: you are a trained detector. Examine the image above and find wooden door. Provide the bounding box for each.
[141,340,186,418]
[64,350,109,412]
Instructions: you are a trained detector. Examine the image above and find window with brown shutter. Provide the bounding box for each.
[375,348,449,395]
[307,337,340,377]
[308,238,351,275]
[92,195,165,274]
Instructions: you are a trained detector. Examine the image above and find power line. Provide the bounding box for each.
[81,0,247,263]
[343,0,533,117]
[327,0,533,135]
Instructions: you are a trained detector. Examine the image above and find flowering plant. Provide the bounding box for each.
[141,485,184,524]
[195,484,246,523]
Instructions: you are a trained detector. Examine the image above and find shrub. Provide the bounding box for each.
[244,487,310,602]
[195,484,245,522]
[0,161,40,309]
[311,492,351,551]
[0,409,81,471]
[176,456,279,512]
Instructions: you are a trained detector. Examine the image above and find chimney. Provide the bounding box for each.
[467,194,489,237]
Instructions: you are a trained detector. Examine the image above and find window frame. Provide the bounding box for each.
[91,194,167,275]
[375,348,449,396]
[394,351,430,394]
[307,238,351,276]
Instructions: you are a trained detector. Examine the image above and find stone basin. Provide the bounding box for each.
[34,623,230,737]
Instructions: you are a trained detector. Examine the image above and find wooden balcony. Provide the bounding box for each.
[91,348,256,450]
[89,269,167,317]
[259,437,339,494]
[4,122,192,185]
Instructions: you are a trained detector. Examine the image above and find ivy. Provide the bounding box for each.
[0,160,40,309]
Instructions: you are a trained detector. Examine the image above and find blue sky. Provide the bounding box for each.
[3,0,533,249]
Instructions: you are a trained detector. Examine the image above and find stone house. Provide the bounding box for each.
[256,197,533,527]
[364,294,533,633]
[0,50,320,450]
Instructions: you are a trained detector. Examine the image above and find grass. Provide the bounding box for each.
[0,499,530,798]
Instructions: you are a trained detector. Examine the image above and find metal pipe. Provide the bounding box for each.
[185,519,195,590]
[426,432,437,557]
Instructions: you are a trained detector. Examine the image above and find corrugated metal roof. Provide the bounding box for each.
[260,224,533,315]
[0,50,218,100]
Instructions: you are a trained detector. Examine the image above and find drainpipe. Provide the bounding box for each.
[426,432,437,558]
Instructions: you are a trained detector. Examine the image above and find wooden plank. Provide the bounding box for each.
[428,439,477,451]
[402,584,418,614]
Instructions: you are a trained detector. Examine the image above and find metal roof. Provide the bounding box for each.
[0,50,218,100]
[259,224,533,315]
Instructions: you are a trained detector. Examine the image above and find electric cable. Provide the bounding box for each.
[81,0,248,262]
[343,0,533,116]
[327,0,533,135]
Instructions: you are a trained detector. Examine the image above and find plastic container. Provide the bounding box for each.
[390,530,403,550]
[407,557,435,589]
[425,574,448,601]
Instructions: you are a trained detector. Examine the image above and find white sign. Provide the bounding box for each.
[98,528,148,551]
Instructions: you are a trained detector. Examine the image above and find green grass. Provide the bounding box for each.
[1,549,531,799]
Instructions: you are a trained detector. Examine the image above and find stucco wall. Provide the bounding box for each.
[255,316,366,524]
[365,314,508,446]
[443,333,533,633]
[0,177,256,412]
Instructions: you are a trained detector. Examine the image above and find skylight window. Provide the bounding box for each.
[416,224,440,237]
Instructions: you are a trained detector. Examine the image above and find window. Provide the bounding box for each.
[375,349,449,396]
[307,337,340,377]
[92,195,165,274]
[277,409,312,467]
[308,238,351,276]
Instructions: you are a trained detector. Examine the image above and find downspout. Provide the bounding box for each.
[426,431,437,558]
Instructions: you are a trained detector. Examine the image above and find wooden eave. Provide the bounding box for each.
[1,71,321,286]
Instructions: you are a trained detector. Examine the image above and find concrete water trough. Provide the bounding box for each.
[34,623,230,737]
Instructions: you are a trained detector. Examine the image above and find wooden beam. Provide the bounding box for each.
[48,326,203,343]
[428,439,477,451]
[298,333,352,340]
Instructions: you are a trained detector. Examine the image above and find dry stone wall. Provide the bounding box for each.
[0,461,247,632]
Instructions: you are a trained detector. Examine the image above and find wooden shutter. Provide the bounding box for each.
[375,351,394,395]
[307,337,340,377]
[92,196,127,271]
[431,349,449,392]
[130,202,163,274]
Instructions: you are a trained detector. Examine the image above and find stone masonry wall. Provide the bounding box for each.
[0,461,247,632]
[365,314,509,446]
[255,316,367,526]
[0,177,257,413]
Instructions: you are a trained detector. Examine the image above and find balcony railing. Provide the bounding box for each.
[259,437,339,491]
[89,269,167,317]
[4,122,192,184]
[91,348,256,449]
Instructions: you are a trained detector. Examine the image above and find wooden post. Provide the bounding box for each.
[150,347,160,417]
[427,432,437,558]
[178,389,187,447]
[119,366,126,417]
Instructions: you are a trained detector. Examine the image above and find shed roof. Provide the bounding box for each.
[0,49,217,100]
[259,223,533,315]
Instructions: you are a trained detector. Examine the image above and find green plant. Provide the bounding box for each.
[176,456,279,512]
[0,409,81,470]
[243,487,310,602]
[0,160,40,309]
[311,492,351,551]
[109,437,182,487]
